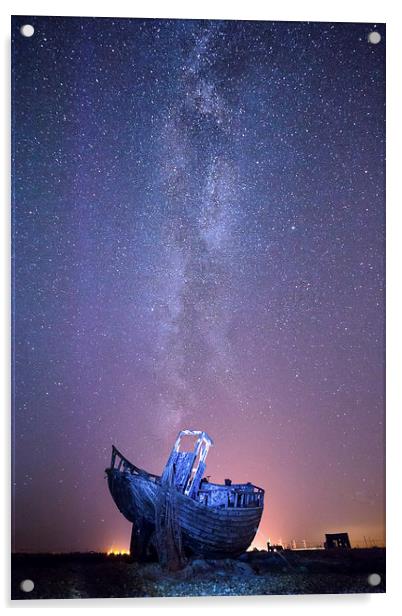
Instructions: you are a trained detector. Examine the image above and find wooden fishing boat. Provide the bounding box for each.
[106,430,264,561]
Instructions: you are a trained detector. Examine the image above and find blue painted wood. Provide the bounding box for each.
[106,431,265,560]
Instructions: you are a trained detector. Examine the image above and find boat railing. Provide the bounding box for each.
[197,485,264,509]
[109,445,160,482]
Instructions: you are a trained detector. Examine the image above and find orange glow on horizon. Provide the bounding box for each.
[107,548,130,556]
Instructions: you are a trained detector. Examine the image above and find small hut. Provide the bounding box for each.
[324,532,351,549]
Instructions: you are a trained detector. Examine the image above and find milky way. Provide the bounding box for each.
[12,16,385,552]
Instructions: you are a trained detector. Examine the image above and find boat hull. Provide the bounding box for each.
[107,469,263,559]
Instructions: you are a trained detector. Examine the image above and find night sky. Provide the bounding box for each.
[12,16,385,553]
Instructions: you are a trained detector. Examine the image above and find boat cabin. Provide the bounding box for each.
[161,430,264,509]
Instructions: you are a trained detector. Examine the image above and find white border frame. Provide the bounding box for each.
[2,1,401,613]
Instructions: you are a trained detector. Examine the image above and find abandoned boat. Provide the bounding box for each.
[106,430,264,561]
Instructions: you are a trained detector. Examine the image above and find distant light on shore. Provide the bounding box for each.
[107,549,130,556]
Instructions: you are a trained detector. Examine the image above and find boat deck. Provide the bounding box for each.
[109,445,264,510]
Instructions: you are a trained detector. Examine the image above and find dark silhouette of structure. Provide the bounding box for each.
[267,542,284,552]
[324,532,351,549]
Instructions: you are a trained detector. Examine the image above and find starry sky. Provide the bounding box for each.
[12,16,385,553]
